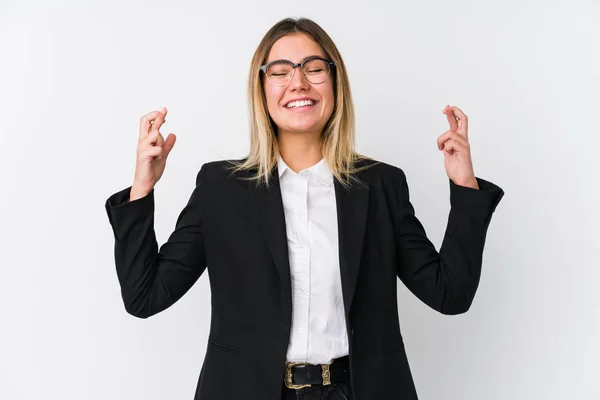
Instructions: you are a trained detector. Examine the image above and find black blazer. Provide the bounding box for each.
[105,158,504,400]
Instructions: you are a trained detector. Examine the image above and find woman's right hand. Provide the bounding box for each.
[130,107,177,201]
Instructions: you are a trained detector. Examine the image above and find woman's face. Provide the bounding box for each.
[263,33,335,137]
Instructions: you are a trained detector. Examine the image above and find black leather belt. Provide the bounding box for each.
[284,355,350,389]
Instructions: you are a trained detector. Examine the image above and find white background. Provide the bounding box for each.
[1,0,599,399]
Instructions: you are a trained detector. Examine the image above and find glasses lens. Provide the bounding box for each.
[302,59,330,84]
[266,61,293,86]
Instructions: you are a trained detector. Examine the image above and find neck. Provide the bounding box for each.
[277,129,323,173]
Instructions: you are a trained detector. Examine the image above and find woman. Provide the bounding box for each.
[105,17,504,400]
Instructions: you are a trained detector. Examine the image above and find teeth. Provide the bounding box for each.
[286,99,314,108]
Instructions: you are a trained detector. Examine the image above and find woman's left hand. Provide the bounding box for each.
[437,105,479,189]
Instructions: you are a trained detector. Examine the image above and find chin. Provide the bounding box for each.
[279,116,323,132]
[285,123,323,134]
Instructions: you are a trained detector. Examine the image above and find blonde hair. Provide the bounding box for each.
[227,17,377,188]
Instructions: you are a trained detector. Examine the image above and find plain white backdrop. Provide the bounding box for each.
[1,0,599,399]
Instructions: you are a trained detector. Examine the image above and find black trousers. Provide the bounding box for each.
[281,379,353,400]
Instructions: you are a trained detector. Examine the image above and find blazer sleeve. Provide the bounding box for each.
[104,163,209,318]
[395,171,504,315]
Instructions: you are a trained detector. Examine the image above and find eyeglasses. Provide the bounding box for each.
[260,56,335,86]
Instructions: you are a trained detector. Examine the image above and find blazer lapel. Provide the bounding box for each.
[334,178,370,316]
[246,169,293,314]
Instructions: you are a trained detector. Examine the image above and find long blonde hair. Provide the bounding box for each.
[227,17,377,188]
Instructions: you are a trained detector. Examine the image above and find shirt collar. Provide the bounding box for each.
[277,156,334,187]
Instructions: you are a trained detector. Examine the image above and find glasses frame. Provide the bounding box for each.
[259,56,335,86]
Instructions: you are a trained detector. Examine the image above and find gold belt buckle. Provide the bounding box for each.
[285,362,311,389]
[284,360,333,390]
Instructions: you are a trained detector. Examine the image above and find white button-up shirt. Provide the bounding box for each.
[277,156,349,364]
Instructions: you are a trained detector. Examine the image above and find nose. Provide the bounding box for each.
[288,66,310,91]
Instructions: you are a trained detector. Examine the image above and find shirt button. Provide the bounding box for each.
[300,286,305,292]
[299,328,304,333]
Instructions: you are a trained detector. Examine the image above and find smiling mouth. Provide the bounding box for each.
[284,99,317,109]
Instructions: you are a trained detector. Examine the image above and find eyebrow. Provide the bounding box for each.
[266,54,326,64]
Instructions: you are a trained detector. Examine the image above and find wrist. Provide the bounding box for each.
[130,185,151,201]
[453,177,479,190]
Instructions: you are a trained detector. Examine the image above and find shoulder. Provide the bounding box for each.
[195,158,248,184]
[354,157,408,187]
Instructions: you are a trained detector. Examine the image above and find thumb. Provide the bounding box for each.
[162,133,177,157]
